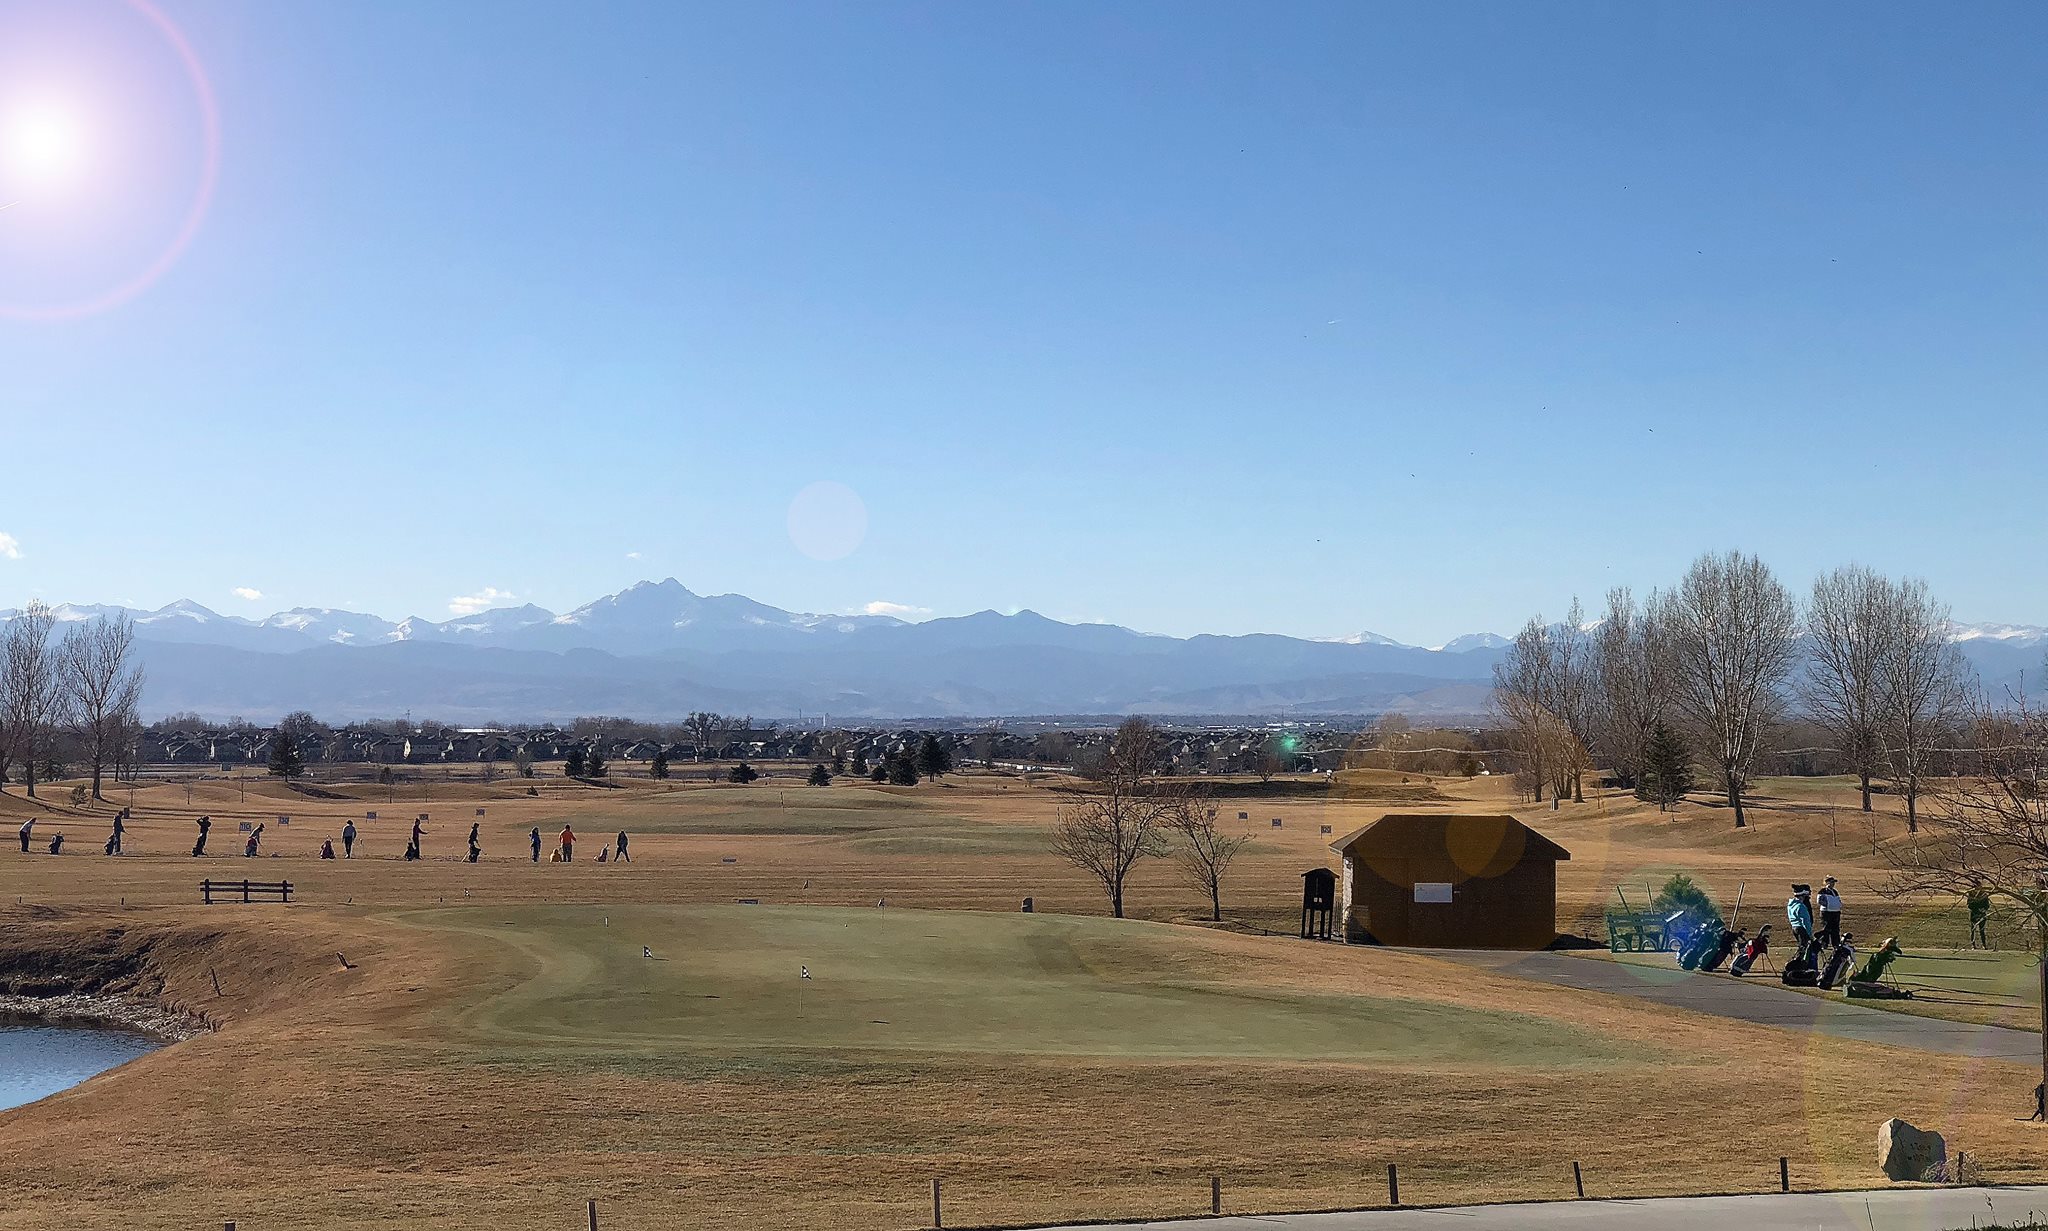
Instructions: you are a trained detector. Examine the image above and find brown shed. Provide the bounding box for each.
[1329,813,1569,950]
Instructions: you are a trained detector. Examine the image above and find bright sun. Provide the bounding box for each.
[2,101,90,192]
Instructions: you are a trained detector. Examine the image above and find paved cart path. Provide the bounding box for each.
[1040,1185,2048,1231]
[1422,949,2038,1060]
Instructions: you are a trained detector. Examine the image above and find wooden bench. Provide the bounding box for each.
[202,879,293,904]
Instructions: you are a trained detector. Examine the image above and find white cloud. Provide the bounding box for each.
[625,551,642,560]
[0,533,19,560]
[862,600,931,618]
[231,587,263,601]
[449,586,518,616]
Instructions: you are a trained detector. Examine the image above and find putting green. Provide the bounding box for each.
[410,905,1640,1067]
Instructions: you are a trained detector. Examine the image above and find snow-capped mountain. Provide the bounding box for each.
[1949,622,2048,645]
[2,583,2041,721]
[1315,631,1410,647]
[258,608,402,645]
[396,604,555,643]
[517,579,907,653]
[1436,632,1512,653]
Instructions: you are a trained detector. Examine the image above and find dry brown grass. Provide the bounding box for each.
[0,768,2038,1230]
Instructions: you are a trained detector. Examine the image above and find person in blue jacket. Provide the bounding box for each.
[1786,884,1815,963]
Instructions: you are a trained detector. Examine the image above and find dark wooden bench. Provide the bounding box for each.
[202,879,293,904]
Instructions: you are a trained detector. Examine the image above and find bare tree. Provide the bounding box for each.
[1882,692,2048,1101]
[1492,614,1590,808]
[1803,565,1891,812]
[973,720,1003,769]
[59,613,145,800]
[1493,616,1559,805]
[1878,576,1970,834]
[1250,734,1285,783]
[684,711,723,760]
[1591,587,1674,790]
[1,601,61,798]
[1171,796,1253,922]
[1552,598,1597,803]
[1049,716,1177,918]
[1661,551,1799,828]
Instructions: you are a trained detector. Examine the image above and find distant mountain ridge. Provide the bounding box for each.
[0,582,2039,723]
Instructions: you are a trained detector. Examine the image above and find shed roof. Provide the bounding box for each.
[1329,813,1570,863]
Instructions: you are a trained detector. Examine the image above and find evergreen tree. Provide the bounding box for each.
[1650,872,1721,928]
[1637,721,1695,812]
[851,749,870,776]
[916,734,953,779]
[564,745,587,777]
[651,751,670,780]
[585,744,608,778]
[728,761,760,784]
[267,730,305,779]
[830,749,847,775]
[869,764,888,783]
[888,753,920,787]
[807,763,832,787]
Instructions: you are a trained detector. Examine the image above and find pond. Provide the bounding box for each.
[0,1016,160,1112]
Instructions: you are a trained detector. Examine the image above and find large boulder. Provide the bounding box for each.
[1878,1118,1947,1182]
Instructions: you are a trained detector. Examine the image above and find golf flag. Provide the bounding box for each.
[801,966,811,980]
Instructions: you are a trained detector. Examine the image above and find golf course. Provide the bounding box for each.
[0,767,2041,1230]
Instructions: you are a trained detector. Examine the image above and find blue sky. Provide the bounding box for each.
[0,1,2042,644]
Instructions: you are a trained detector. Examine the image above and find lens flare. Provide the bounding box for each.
[1,100,90,191]
[788,482,870,561]
[0,0,220,321]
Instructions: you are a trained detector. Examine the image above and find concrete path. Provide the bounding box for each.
[1424,949,2039,1061]
[1038,1186,2048,1231]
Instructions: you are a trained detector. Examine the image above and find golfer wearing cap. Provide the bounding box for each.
[1818,877,1843,949]
[1786,884,1815,963]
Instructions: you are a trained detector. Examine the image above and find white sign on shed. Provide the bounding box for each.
[1413,882,1454,905]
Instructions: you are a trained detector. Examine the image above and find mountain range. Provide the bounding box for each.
[1,580,2043,724]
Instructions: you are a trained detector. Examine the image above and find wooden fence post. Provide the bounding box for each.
[1210,1175,1220,1215]
[1387,1163,1399,1206]
[1572,1161,1584,1198]
[932,1178,943,1228]
[587,1197,597,1230]
[1779,1157,1789,1192]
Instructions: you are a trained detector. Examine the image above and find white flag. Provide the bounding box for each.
[800,966,811,980]
[643,947,653,959]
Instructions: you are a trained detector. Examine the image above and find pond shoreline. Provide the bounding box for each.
[0,992,209,1042]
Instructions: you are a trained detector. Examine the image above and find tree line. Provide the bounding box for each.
[1,601,146,801]
[1492,550,1969,829]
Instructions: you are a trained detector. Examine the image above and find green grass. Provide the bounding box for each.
[408,905,1645,1070]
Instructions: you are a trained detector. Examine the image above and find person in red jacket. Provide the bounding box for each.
[559,824,575,862]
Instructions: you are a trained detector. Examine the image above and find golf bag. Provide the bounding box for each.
[1701,931,1742,973]
[1780,939,1820,986]
[1678,924,1722,971]
[1730,931,1769,977]
[1818,938,1858,991]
